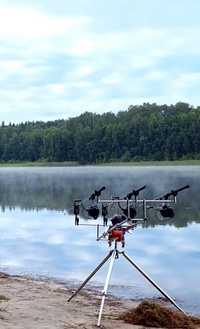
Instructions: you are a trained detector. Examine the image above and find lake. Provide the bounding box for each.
[0,166,199,315]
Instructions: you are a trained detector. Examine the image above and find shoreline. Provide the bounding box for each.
[0,271,178,329]
[0,159,200,167]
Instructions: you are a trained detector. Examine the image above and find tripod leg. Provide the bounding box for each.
[97,249,116,327]
[122,252,186,314]
[68,250,113,302]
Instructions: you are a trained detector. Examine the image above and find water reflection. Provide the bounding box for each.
[0,167,199,314]
[0,166,199,227]
[0,208,199,314]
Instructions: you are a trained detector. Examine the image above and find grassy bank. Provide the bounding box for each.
[0,159,200,167]
[97,159,200,166]
[0,161,79,167]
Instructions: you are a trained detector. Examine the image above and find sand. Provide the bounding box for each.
[0,272,183,329]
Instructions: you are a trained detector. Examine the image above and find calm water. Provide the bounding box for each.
[0,166,200,314]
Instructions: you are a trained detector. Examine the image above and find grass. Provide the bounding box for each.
[119,301,200,328]
[0,161,78,167]
[98,159,200,166]
[0,159,200,167]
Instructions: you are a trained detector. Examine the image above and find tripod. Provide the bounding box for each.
[68,242,185,327]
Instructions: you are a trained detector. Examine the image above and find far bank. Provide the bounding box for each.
[0,159,200,167]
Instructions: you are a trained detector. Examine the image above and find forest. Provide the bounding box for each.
[0,102,199,163]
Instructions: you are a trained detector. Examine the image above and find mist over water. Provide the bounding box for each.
[0,166,200,314]
[0,166,199,226]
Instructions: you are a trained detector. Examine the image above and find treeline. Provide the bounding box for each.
[1,102,200,163]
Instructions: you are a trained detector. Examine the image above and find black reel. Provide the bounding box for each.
[156,185,190,219]
[160,205,175,218]
[87,186,106,219]
[87,206,100,219]
[118,185,146,219]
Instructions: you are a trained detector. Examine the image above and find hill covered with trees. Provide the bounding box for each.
[0,102,200,164]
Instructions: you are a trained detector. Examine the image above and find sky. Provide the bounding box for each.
[0,0,200,123]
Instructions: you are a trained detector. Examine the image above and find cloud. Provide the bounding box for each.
[173,72,200,90]
[0,1,200,122]
[47,83,65,95]
[0,5,90,40]
[169,72,200,104]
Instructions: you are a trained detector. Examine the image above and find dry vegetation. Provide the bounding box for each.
[119,301,200,328]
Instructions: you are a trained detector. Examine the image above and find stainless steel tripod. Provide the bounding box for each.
[68,243,185,327]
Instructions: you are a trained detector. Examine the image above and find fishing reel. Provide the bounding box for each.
[87,186,105,219]
[160,205,175,218]
[118,185,146,219]
[87,206,100,219]
[157,185,190,219]
[73,187,106,224]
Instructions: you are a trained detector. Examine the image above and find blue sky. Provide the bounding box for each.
[0,0,200,122]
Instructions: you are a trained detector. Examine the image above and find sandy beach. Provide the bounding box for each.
[0,271,167,329]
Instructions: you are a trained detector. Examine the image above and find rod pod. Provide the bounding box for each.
[68,244,186,327]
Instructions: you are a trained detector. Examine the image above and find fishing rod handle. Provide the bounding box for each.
[136,185,146,193]
[96,186,106,194]
[173,184,190,194]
